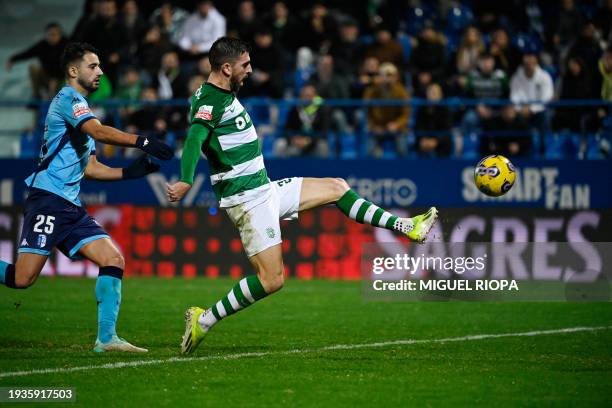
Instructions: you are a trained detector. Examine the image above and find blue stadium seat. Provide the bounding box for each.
[37,102,51,129]
[482,32,492,48]
[339,132,357,159]
[293,67,316,96]
[357,34,375,47]
[265,102,293,158]
[542,64,559,82]
[359,131,371,158]
[262,133,275,157]
[276,102,291,130]
[164,131,177,152]
[327,132,338,157]
[543,132,564,159]
[513,33,542,55]
[446,6,474,35]
[397,33,412,64]
[243,97,271,125]
[403,6,437,36]
[381,139,398,159]
[461,131,480,159]
[20,129,42,158]
[602,115,612,131]
[530,130,542,158]
[544,131,582,159]
[586,133,611,159]
[449,131,457,159]
[405,131,417,159]
[445,32,460,55]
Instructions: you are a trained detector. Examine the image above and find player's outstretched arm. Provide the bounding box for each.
[81,119,174,160]
[85,154,160,181]
[167,123,209,202]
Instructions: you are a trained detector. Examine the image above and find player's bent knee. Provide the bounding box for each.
[268,274,285,294]
[259,269,285,294]
[14,270,38,289]
[101,252,125,269]
[112,253,125,269]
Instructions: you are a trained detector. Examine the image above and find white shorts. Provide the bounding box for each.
[225,177,303,257]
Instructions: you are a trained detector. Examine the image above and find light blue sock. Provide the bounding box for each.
[95,267,123,343]
[0,261,9,284]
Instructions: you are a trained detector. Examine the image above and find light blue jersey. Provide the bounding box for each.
[24,85,97,206]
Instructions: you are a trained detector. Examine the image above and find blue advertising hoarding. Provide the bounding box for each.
[0,159,610,208]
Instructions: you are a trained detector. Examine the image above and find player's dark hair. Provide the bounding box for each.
[209,37,251,71]
[61,42,99,77]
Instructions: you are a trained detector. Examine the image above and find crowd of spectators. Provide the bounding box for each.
[5,0,612,159]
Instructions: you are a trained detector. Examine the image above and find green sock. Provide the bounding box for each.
[200,275,268,328]
[336,189,414,233]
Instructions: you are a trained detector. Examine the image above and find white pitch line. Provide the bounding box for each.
[1,325,610,379]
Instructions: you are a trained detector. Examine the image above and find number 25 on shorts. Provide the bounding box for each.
[33,215,55,234]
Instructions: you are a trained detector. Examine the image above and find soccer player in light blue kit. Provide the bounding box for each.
[0,43,173,352]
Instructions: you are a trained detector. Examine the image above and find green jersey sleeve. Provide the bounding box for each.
[182,83,235,184]
[180,123,210,185]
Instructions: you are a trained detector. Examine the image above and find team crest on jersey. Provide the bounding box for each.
[195,105,213,120]
[266,228,275,239]
[72,102,91,118]
[37,234,47,248]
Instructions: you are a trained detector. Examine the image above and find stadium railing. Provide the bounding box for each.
[0,98,610,160]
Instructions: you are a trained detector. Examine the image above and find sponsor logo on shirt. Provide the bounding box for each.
[195,105,213,121]
[72,102,91,118]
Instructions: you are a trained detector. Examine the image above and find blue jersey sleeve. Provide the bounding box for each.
[59,90,96,130]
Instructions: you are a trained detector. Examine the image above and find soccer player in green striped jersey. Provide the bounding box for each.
[166,37,438,355]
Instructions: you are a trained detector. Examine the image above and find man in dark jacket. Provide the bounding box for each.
[6,22,68,99]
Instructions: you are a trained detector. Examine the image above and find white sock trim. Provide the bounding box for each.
[198,309,218,328]
[239,278,255,303]
[348,199,365,219]
[363,205,379,224]
[215,300,227,318]
[379,212,391,228]
[227,290,241,311]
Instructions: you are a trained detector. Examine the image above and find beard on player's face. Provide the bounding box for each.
[78,76,100,93]
[229,72,247,93]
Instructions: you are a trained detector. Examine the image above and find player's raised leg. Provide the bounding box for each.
[298,177,438,242]
[78,238,147,353]
[0,253,48,289]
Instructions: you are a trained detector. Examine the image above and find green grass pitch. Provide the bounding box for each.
[1,277,611,407]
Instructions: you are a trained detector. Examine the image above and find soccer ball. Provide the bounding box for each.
[474,155,516,197]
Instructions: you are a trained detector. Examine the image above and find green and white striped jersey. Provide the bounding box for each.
[189,82,270,207]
